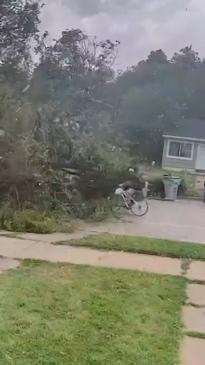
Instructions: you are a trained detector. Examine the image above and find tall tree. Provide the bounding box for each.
[0,0,42,134]
[0,0,41,67]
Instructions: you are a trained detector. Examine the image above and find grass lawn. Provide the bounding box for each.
[57,234,205,260]
[0,262,185,365]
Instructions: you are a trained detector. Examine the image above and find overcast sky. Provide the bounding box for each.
[41,0,205,69]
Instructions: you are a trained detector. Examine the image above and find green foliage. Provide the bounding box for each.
[55,221,76,234]
[176,172,198,197]
[111,46,205,161]
[68,197,117,221]
[0,205,14,230]
[59,233,205,261]
[118,88,176,160]
[72,137,137,199]
[148,173,197,198]
[186,332,205,340]
[52,213,76,233]
[0,208,56,233]
[148,177,165,197]
[0,0,40,65]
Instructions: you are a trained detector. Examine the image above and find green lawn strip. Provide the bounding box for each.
[55,234,205,260]
[186,332,205,340]
[0,261,186,365]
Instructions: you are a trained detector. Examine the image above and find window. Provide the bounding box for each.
[168,141,193,159]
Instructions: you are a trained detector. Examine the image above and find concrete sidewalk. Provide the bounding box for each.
[0,235,204,280]
[0,235,181,275]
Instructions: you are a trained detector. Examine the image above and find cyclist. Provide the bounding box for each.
[120,169,146,204]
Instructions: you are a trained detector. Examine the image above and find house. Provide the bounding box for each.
[162,119,205,172]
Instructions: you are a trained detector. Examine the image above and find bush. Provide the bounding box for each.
[0,205,14,229]
[177,173,197,197]
[0,208,56,233]
[68,197,117,221]
[177,179,187,196]
[148,175,194,198]
[148,177,165,198]
[53,213,76,233]
[56,221,76,233]
[71,137,138,199]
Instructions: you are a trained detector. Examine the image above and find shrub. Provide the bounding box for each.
[68,197,117,221]
[88,199,117,222]
[0,208,56,233]
[56,221,75,233]
[177,179,187,196]
[71,137,138,199]
[0,205,14,229]
[148,175,194,198]
[177,173,197,197]
[148,177,165,198]
[53,213,76,233]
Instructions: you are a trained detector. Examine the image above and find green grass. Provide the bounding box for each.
[0,261,185,365]
[186,331,205,340]
[56,234,205,261]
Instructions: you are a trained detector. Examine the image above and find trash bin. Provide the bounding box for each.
[162,176,181,201]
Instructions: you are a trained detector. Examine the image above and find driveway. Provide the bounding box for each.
[6,199,205,245]
[87,199,205,244]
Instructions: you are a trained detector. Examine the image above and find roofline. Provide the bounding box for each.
[163,134,205,143]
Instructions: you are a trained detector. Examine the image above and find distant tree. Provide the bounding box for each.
[172,46,201,68]
[146,49,168,64]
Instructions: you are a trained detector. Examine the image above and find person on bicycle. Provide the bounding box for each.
[120,168,146,203]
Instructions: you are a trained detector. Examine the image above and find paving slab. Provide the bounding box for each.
[187,284,205,306]
[96,251,182,276]
[0,237,36,257]
[183,306,205,333]
[181,336,205,365]
[187,261,205,282]
[0,236,182,276]
[0,257,20,273]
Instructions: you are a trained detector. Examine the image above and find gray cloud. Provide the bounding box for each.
[41,0,204,68]
[61,0,102,17]
[61,0,146,16]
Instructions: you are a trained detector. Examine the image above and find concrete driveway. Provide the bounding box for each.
[7,199,205,245]
[87,199,205,244]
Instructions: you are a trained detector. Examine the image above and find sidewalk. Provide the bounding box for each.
[0,235,205,280]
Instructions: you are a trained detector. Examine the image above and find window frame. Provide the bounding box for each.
[167,139,194,160]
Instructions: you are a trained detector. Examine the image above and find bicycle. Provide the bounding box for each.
[115,184,149,217]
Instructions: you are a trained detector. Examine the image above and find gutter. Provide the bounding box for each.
[163,135,205,143]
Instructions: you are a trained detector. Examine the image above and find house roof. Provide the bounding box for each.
[164,118,205,141]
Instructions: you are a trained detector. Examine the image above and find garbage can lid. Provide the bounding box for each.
[163,175,181,180]
[163,175,180,178]
[163,176,181,185]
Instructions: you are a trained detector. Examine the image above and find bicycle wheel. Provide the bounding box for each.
[131,199,149,216]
